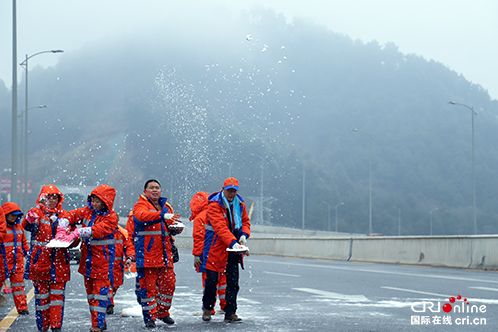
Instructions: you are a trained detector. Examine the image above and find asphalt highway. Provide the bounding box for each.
[1,251,497,331]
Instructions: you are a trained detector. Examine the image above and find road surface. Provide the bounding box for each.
[1,251,497,331]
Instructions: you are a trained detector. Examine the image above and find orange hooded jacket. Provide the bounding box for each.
[201,191,251,273]
[1,202,29,277]
[113,225,135,288]
[0,206,6,241]
[23,184,72,282]
[67,184,119,280]
[189,192,209,257]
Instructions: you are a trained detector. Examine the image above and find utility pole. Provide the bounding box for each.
[448,101,478,234]
[397,207,401,236]
[259,159,264,224]
[10,0,18,201]
[301,165,306,230]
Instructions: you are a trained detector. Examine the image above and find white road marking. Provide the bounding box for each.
[382,286,498,305]
[295,287,420,308]
[250,259,498,284]
[470,286,498,292]
[272,286,414,309]
[293,287,368,302]
[342,300,413,308]
[381,286,448,298]
[263,271,300,277]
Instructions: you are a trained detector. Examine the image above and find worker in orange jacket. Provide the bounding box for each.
[0,206,7,306]
[107,225,135,315]
[189,192,226,314]
[0,206,6,240]
[126,179,182,328]
[201,177,251,323]
[1,202,29,315]
[65,184,119,332]
[23,185,73,332]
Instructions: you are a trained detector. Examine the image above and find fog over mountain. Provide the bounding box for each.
[1,9,498,235]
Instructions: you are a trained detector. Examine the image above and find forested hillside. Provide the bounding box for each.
[1,10,497,235]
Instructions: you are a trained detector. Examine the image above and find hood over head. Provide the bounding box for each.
[1,202,23,216]
[0,207,5,225]
[189,192,209,221]
[1,202,23,224]
[36,184,64,211]
[89,184,116,211]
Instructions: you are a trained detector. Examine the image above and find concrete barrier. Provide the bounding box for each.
[470,236,498,269]
[120,218,498,270]
[248,236,352,261]
[350,236,474,268]
[349,235,498,269]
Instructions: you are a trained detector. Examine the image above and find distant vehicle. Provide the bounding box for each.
[57,185,92,210]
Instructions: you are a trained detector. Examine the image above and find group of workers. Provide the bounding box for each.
[0,176,251,332]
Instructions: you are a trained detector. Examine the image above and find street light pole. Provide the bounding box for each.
[322,202,331,232]
[448,101,477,235]
[301,164,306,230]
[397,207,401,236]
[10,0,18,201]
[368,157,372,234]
[19,49,63,207]
[259,158,264,225]
[334,202,344,232]
[352,128,373,234]
[429,207,439,236]
[22,54,28,205]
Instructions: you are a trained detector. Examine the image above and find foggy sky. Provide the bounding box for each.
[1,0,497,100]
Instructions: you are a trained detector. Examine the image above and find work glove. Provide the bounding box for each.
[78,227,92,238]
[54,228,76,243]
[67,227,92,241]
[63,229,79,243]
[231,243,244,251]
[25,211,40,224]
[239,235,247,245]
[194,256,202,269]
[163,213,181,222]
[58,218,70,229]
[55,226,70,241]
[230,242,250,256]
